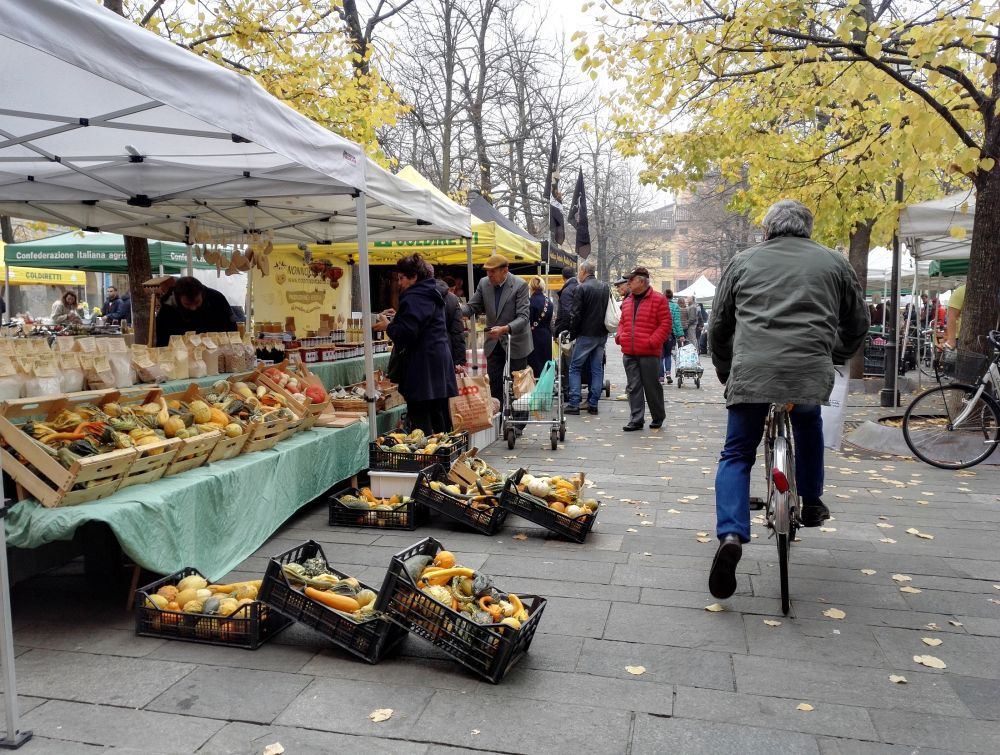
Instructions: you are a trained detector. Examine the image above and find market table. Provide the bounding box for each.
[4,423,369,581]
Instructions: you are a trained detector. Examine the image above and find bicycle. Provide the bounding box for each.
[902,329,1000,469]
[750,403,800,615]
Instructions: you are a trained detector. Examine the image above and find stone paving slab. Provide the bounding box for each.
[4,344,999,753]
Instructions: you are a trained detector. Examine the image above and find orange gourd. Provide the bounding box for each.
[433,550,456,569]
[304,586,361,613]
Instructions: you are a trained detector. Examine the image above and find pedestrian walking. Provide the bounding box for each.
[436,278,467,372]
[707,199,868,599]
[616,267,671,431]
[553,266,578,399]
[372,254,458,435]
[461,254,531,404]
[566,260,609,416]
[528,276,553,378]
[683,296,701,344]
[661,289,685,384]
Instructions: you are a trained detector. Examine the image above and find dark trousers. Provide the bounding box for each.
[407,398,452,435]
[714,404,824,542]
[623,354,665,426]
[487,346,526,404]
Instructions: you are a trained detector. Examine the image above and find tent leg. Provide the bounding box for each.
[356,195,377,441]
[0,493,32,749]
[186,243,193,277]
[466,237,477,374]
[3,267,9,326]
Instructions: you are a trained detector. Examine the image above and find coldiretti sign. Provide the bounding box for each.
[2,266,87,286]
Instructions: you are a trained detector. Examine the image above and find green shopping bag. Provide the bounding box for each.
[528,360,556,411]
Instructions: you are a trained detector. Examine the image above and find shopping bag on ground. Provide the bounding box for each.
[677,343,700,370]
[449,374,494,432]
[604,292,621,333]
[512,367,536,399]
[821,366,849,450]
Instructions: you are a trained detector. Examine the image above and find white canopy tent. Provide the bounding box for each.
[899,190,975,261]
[0,0,471,744]
[676,274,716,302]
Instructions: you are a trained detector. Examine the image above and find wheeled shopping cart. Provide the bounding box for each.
[675,341,704,388]
[502,335,566,451]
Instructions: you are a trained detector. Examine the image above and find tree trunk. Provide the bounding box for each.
[963,162,1000,354]
[105,0,154,344]
[847,219,874,379]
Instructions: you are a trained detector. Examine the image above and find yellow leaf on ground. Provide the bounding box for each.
[916,533,934,540]
[369,708,393,723]
[889,675,907,684]
[512,533,528,541]
[900,586,922,594]
[906,527,921,535]
[626,528,638,533]
[796,703,814,712]
[819,527,836,533]
[892,574,912,583]
[625,665,646,675]
[705,603,725,612]
[913,655,946,669]
[876,523,894,529]
[823,608,846,620]
[262,744,285,755]
[922,637,943,647]
[880,538,897,544]
[696,532,709,537]
[949,620,963,627]
[860,569,877,575]
[696,536,712,543]
[763,619,782,627]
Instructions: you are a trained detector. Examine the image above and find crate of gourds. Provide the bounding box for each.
[499,469,600,543]
[258,540,407,664]
[369,429,468,472]
[328,486,417,530]
[412,463,507,535]
[375,537,546,683]
[220,377,308,453]
[135,568,292,649]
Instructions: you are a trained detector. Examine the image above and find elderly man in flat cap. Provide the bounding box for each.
[461,254,531,404]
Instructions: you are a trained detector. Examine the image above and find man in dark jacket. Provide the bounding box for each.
[437,278,467,370]
[566,260,610,416]
[616,267,671,431]
[102,286,128,323]
[707,199,869,600]
[553,267,577,399]
[155,276,236,346]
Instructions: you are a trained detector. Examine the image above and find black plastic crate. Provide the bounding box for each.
[499,470,597,544]
[412,464,508,535]
[374,536,545,684]
[328,487,417,530]
[258,540,406,663]
[368,431,468,472]
[134,568,291,650]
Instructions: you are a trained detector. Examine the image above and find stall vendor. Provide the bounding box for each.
[51,291,83,325]
[155,276,236,346]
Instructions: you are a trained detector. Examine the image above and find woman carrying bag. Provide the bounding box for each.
[373,254,458,434]
[528,275,553,377]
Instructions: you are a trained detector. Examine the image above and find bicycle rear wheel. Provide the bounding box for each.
[778,532,791,615]
[902,384,1000,469]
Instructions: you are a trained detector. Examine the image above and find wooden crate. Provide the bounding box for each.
[207,430,250,463]
[0,413,135,508]
[232,364,326,431]
[165,429,221,475]
[226,369,309,449]
[119,437,181,489]
[241,415,290,454]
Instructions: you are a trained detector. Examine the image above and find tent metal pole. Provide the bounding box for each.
[0,496,32,749]
[3,267,9,326]
[355,195,377,440]
[186,245,193,277]
[466,236,477,374]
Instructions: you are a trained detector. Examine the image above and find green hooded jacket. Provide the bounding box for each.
[710,235,869,407]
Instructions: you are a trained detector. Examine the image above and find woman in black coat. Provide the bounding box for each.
[528,276,553,377]
[373,254,458,434]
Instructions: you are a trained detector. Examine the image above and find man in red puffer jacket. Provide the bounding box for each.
[616,267,671,431]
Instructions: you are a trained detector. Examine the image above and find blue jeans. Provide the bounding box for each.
[660,336,676,377]
[715,403,824,542]
[568,336,606,408]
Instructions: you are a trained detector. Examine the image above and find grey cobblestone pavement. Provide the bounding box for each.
[4,343,999,753]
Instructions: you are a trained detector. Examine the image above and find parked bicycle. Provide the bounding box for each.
[902,329,1000,469]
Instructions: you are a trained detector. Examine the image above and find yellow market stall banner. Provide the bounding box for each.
[1,266,87,286]
[251,249,351,332]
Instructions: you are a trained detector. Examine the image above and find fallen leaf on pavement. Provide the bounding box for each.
[900,586,922,594]
[763,619,782,627]
[369,709,393,723]
[860,569,877,575]
[626,528,638,533]
[892,574,912,583]
[889,675,907,684]
[880,538,897,544]
[667,509,681,514]
[913,655,946,669]
[922,637,943,647]
[949,620,963,627]
[471,729,480,735]
[512,533,528,541]
[796,703,814,712]
[916,532,934,540]
[876,523,894,529]
[823,608,846,620]
[696,531,709,537]
[696,536,712,543]
[705,603,725,612]
[819,527,837,533]
[625,665,646,675]
[263,744,284,755]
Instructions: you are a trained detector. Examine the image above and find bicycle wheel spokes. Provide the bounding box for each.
[903,385,1000,469]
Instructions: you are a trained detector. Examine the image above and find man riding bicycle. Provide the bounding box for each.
[708,200,870,599]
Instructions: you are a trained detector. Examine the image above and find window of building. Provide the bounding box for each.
[662,280,673,294]
[661,251,672,267]
[678,250,689,267]
[676,278,691,291]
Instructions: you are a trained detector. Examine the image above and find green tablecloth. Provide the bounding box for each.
[156,353,391,395]
[4,423,369,580]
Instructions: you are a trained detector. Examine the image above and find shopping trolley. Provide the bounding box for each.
[502,335,566,451]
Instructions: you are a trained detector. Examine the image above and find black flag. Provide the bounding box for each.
[544,132,565,245]
[568,168,591,259]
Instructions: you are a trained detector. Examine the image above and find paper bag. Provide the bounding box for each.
[511,367,536,399]
[131,345,167,384]
[821,366,849,451]
[98,337,134,388]
[449,374,493,433]
[25,355,62,397]
[59,352,85,393]
[0,355,23,400]
[82,354,116,390]
[200,335,220,375]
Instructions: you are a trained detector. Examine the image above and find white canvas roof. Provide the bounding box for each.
[0,0,470,244]
[898,190,974,261]
[676,274,716,301]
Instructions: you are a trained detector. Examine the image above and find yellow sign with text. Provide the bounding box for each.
[1,266,87,286]
[251,249,351,332]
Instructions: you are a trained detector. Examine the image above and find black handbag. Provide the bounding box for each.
[387,344,408,384]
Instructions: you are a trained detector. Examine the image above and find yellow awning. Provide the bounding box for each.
[281,166,541,265]
[0,241,88,285]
